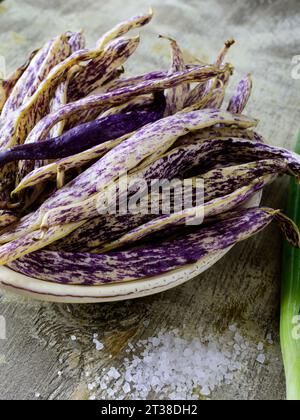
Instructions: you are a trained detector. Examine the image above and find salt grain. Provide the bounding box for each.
[107,367,121,380]
[88,383,96,391]
[257,342,264,351]
[256,354,266,364]
[123,382,131,394]
[93,339,104,351]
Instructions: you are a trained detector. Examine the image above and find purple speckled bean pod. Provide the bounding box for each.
[173,127,264,148]
[0,220,86,265]
[183,79,216,109]
[22,36,72,103]
[67,31,86,53]
[203,82,225,109]
[95,9,153,49]
[96,175,276,252]
[0,210,18,229]
[98,94,154,119]
[55,159,287,252]
[161,36,189,116]
[136,138,300,183]
[0,48,40,113]
[47,69,77,139]
[2,35,71,118]
[97,68,125,91]
[51,213,153,252]
[227,74,253,114]
[8,207,299,285]
[107,71,168,92]
[1,40,54,117]
[68,37,140,102]
[183,39,235,109]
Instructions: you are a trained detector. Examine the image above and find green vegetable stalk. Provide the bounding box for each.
[281,131,300,400]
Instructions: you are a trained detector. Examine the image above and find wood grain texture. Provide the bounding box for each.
[1,0,300,400]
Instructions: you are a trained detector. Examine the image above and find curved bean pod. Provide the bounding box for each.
[0,48,39,113]
[8,208,299,284]
[160,36,189,116]
[227,74,253,114]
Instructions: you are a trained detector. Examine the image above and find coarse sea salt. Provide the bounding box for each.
[86,327,258,400]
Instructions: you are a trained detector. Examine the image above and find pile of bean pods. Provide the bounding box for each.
[0,10,299,285]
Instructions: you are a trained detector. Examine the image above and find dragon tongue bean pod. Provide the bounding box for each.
[128,109,257,174]
[160,36,189,116]
[51,213,153,253]
[96,9,153,49]
[66,30,86,53]
[0,221,86,266]
[203,81,226,109]
[96,176,275,253]
[46,67,79,140]
[0,210,18,229]
[202,159,287,200]
[107,71,169,92]
[227,74,253,114]
[183,39,235,109]
[2,34,71,118]
[8,208,300,285]
[0,48,40,113]
[136,138,300,182]
[174,127,265,147]
[55,159,287,252]
[22,36,72,104]
[98,94,154,119]
[68,36,141,102]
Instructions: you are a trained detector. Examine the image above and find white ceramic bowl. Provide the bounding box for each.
[0,194,262,303]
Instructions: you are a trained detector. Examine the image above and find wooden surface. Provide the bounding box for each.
[0,0,300,400]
